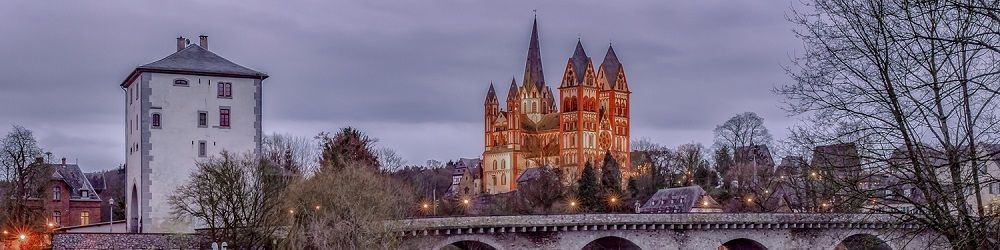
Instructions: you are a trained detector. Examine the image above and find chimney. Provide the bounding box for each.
[34,157,44,164]
[61,158,66,165]
[176,36,187,52]
[199,35,208,50]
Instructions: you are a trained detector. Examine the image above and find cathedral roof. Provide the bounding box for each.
[485,83,498,104]
[122,44,268,88]
[507,78,519,101]
[520,113,560,132]
[522,18,546,90]
[571,40,590,84]
[601,44,622,88]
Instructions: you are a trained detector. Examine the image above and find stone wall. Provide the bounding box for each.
[51,233,207,250]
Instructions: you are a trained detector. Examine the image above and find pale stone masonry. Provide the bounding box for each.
[121,36,267,233]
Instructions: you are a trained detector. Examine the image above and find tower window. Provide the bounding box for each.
[198,141,207,157]
[198,111,208,127]
[173,79,189,86]
[151,113,161,128]
[219,108,230,127]
[217,82,232,98]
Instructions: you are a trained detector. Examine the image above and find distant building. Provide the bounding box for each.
[483,18,632,194]
[26,158,103,228]
[811,143,862,178]
[728,145,775,189]
[86,167,126,223]
[445,158,481,198]
[638,186,722,213]
[122,36,267,233]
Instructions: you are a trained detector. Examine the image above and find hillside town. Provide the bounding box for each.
[2,1,1000,249]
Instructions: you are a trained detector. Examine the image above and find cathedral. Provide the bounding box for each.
[482,18,632,194]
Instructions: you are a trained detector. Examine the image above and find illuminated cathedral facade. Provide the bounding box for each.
[483,18,632,194]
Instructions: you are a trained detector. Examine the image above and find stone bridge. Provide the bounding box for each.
[390,213,947,250]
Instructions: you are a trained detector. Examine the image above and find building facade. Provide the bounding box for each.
[122,36,266,233]
[483,19,631,194]
[27,158,104,228]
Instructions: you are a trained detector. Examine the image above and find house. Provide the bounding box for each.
[445,158,481,198]
[25,158,103,228]
[638,186,722,213]
[86,167,126,223]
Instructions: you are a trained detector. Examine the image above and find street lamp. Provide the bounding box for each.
[108,198,114,233]
[18,234,26,241]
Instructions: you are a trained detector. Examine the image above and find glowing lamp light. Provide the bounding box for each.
[422,203,430,209]
[315,205,321,210]
[462,199,470,205]
[570,201,577,206]
[702,201,709,207]
[288,209,295,214]
[18,234,26,241]
[610,197,618,203]
[746,198,753,203]
[47,223,54,228]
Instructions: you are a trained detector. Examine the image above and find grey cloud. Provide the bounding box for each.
[0,0,803,171]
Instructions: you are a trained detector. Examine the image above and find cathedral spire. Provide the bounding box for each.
[507,77,520,102]
[523,17,545,90]
[600,44,622,88]
[485,82,498,105]
[571,40,589,84]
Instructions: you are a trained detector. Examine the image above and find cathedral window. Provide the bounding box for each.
[219,108,231,127]
[501,173,506,185]
[493,160,497,170]
[492,175,497,185]
[501,160,506,169]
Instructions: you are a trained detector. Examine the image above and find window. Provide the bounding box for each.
[81,190,89,198]
[198,112,208,127]
[492,160,497,170]
[52,186,61,200]
[501,173,506,185]
[198,141,207,157]
[217,82,232,98]
[53,212,61,225]
[151,113,161,128]
[219,108,230,127]
[174,79,189,86]
[80,211,90,225]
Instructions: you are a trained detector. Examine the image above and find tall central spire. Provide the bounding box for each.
[523,17,545,90]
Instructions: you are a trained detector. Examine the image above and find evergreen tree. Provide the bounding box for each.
[600,152,622,212]
[576,161,601,212]
[713,146,734,188]
[318,127,379,172]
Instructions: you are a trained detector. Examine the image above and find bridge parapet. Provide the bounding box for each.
[390,213,917,236]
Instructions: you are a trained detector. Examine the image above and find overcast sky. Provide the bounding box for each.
[0,1,804,172]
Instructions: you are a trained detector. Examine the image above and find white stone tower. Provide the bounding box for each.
[121,36,267,233]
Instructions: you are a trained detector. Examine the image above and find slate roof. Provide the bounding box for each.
[522,18,545,90]
[639,185,721,213]
[516,167,545,183]
[570,40,590,84]
[453,158,482,178]
[520,113,560,131]
[600,45,622,88]
[122,44,268,87]
[776,156,807,177]
[46,163,101,200]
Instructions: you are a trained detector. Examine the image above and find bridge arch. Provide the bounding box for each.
[581,236,641,250]
[440,240,497,250]
[834,233,891,250]
[719,238,767,250]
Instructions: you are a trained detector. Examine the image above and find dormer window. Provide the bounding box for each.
[174,79,189,86]
[81,190,89,198]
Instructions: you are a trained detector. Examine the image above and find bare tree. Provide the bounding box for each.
[779,0,1000,248]
[713,112,773,151]
[262,133,317,175]
[0,125,46,230]
[376,147,406,172]
[168,151,288,248]
[517,166,566,213]
[282,164,411,249]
